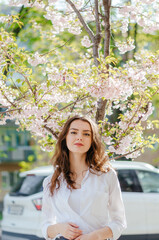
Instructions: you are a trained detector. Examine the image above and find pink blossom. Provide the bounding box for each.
[103,136,114,145]
[126,151,141,159]
[116,39,135,54]
[142,0,156,4]
[28,52,47,66]
[85,11,95,21]
[137,18,146,27]
[119,6,130,18]
[68,25,82,35]
[119,121,128,131]
[48,0,59,5]
[44,10,68,32]
[33,1,45,9]
[108,146,116,152]
[88,74,133,100]
[121,20,129,33]
[73,0,85,9]
[110,135,133,155]
[8,0,31,7]
[141,103,154,121]
[81,36,93,48]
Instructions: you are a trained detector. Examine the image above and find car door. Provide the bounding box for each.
[135,170,159,240]
[117,169,147,237]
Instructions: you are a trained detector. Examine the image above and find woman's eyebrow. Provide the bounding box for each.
[70,128,91,132]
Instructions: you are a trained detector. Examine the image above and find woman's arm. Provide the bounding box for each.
[41,176,82,240]
[75,226,113,240]
[47,222,82,239]
[107,169,127,240]
[41,176,57,240]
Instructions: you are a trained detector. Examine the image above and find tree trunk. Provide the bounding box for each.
[95,0,111,123]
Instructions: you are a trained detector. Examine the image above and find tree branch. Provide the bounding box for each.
[70,96,79,113]
[0,91,17,108]
[40,36,74,57]
[102,0,111,58]
[119,95,144,138]
[0,108,21,117]
[110,6,123,8]
[43,125,58,139]
[2,47,35,98]
[117,87,159,144]
[43,95,90,123]
[93,0,101,65]
[36,86,55,105]
[113,145,145,160]
[95,0,101,37]
[66,0,95,42]
[1,47,31,100]
[16,71,35,96]
[95,0,111,123]
[59,95,90,111]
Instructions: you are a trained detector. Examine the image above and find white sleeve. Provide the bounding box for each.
[41,175,57,240]
[107,170,127,240]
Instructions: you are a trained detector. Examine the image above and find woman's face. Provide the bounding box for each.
[66,120,92,154]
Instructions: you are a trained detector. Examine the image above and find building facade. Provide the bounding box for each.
[0,120,36,203]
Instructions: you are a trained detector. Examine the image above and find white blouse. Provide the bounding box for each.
[41,168,127,240]
[68,188,81,214]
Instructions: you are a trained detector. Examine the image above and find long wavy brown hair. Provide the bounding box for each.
[49,115,110,195]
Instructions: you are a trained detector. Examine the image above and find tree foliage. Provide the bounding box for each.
[0,0,159,160]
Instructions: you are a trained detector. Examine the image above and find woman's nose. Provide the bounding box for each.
[77,133,82,140]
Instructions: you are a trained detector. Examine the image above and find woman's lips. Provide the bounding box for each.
[74,143,84,146]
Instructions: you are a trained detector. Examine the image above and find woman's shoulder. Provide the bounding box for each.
[89,166,117,180]
[43,174,53,189]
[98,166,117,182]
[106,166,117,176]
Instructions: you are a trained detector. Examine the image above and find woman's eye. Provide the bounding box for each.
[84,133,90,136]
[70,131,77,134]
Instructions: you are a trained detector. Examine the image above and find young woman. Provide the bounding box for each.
[41,115,127,240]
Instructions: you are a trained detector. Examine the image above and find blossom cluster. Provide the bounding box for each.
[28,52,48,67]
[7,0,159,54]
[115,39,135,54]
[118,2,159,34]
[0,0,158,157]
[1,48,158,155]
[81,36,93,48]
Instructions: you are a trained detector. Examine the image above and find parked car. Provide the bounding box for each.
[1,161,159,240]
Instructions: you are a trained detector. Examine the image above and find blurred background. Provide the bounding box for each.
[0,1,159,238]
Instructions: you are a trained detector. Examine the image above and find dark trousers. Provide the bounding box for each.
[55,237,108,240]
[55,236,108,240]
[55,237,68,240]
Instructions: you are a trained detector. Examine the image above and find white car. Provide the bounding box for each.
[1,161,159,240]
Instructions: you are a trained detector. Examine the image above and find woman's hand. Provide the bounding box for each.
[75,226,113,240]
[75,232,98,240]
[59,222,82,240]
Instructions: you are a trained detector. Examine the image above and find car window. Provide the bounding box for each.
[10,175,45,196]
[117,169,142,192]
[136,170,159,193]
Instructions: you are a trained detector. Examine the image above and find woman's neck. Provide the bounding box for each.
[69,152,88,174]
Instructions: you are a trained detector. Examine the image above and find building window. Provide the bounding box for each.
[16,134,24,146]
[1,135,12,147]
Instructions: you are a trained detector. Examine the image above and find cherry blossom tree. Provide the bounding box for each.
[0,0,159,160]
